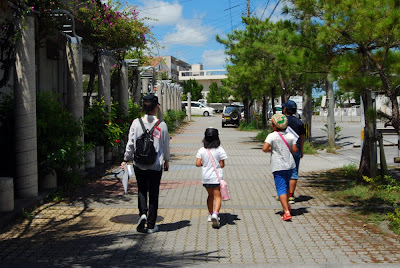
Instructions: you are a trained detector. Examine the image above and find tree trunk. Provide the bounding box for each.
[389,94,400,134]
[262,95,267,129]
[302,87,312,141]
[327,74,335,149]
[271,86,276,113]
[359,91,376,178]
[243,97,249,125]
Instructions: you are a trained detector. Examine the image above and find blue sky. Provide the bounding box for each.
[130,0,290,70]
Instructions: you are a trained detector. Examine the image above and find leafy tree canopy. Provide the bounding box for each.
[182,79,203,101]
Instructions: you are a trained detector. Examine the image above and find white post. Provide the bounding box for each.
[166,83,171,110]
[161,82,167,114]
[187,92,192,121]
[142,78,150,95]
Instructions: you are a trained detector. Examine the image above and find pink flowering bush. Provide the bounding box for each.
[69,0,151,50]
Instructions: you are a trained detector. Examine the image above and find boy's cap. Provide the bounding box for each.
[205,128,219,140]
[143,94,160,105]
[282,100,297,112]
[271,113,288,130]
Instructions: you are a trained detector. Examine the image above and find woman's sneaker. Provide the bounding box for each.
[289,197,295,204]
[207,214,212,222]
[137,214,147,231]
[146,225,159,234]
[211,213,220,228]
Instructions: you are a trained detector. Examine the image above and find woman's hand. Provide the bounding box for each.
[164,161,169,171]
[121,161,126,172]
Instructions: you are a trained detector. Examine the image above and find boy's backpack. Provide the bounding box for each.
[134,118,161,165]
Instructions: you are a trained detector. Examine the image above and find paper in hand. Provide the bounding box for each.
[286,126,299,141]
[122,168,129,195]
[127,164,133,177]
[122,164,134,195]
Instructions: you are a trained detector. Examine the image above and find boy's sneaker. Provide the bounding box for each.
[282,212,292,221]
[211,213,220,229]
[137,214,147,231]
[289,197,295,204]
[207,214,212,222]
[146,225,159,234]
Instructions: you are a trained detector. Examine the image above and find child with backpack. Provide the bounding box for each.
[262,114,298,221]
[196,128,228,228]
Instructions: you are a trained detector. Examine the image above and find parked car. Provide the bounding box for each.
[222,105,243,127]
[181,101,215,116]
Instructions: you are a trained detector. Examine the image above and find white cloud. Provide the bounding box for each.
[162,21,211,46]
[137,0,183,26]
[202,50,227,69]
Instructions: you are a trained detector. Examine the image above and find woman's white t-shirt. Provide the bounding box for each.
[265,131,296,173]
[196,147,228,184]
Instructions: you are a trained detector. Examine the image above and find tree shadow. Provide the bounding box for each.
[301,169,400,215]
[0,209,223,267]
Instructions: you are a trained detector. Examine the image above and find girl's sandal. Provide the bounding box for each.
[282,212,292,221]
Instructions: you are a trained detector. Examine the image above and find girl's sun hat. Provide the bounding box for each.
[271,113,288,130]
[205,127,219,141]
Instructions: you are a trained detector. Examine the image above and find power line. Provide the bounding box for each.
[268,0,281,20]
[260,0,271,20]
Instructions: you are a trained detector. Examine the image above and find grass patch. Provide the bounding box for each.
[255,129,271,142]
[303,141,318,154]
[315,164,400,235]
[238,120,261,131]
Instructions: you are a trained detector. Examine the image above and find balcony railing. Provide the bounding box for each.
[179,70,227,77]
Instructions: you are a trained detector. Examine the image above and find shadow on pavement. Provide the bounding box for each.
[219,213,240,227]
[291,207,309,217]
[0,209,220,267]
[158,220,191,232]
[295,195,313,203]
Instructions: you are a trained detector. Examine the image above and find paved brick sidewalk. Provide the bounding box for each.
[0,116,399,267]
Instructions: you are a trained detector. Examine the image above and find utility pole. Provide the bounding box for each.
[247,0,250,17]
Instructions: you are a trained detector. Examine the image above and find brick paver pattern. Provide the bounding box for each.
[1,116,399,266]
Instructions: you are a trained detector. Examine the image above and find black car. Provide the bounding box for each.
[222,105,243,127]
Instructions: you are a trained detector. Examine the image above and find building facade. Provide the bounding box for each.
[178,64,227,97]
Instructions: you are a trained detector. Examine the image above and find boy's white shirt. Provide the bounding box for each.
[196,147,228,184]
[265,130,296,173]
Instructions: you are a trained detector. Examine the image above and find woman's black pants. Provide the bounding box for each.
[134,166,162,229]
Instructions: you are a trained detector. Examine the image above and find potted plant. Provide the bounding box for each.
[83,98,109,164]
[37,91,85,190]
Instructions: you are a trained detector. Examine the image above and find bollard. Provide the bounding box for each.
[95,145,105,164]
[85,148,96,169]
[0,177,14,212]
[40,171,57,190]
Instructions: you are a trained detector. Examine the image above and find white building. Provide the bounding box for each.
[178,64,227,97]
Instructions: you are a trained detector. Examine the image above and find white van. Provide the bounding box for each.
[181,101,215,116]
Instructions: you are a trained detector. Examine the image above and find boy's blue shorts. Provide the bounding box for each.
[273,169,293,196]
[291,151,301,180]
